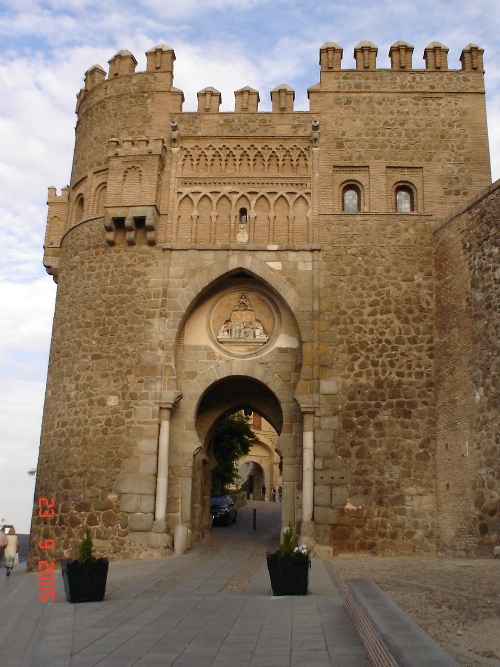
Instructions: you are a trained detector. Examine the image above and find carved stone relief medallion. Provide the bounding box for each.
[210,289,280,356]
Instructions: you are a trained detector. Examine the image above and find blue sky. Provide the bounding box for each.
[1,0,500,532]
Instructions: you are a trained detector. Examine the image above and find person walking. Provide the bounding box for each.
[261,484,266,501]
[0,527,7,568]
[271,487,276,502]
[5,527,20,577]
[278,485,282,502]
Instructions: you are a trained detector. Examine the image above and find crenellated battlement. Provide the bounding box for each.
[43,37,489,281]
[75,41,485,116]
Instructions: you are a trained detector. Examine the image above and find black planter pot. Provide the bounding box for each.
[266,551,310,596]
[61,558,109,603]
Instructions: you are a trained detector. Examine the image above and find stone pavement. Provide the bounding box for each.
[0,503,370,666]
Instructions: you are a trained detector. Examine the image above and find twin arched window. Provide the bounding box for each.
[341,183,416,212]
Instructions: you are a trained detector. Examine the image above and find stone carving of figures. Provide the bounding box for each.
[236,225,249,243]
[232,321,243,337]
[218,322,230,338]
[237,293,251,311]
[255,321,266,338]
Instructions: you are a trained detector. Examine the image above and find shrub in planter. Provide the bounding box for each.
[266,525,310,596]
[61,528,109,603]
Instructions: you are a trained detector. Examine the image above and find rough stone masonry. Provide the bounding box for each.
[29,40,498,568]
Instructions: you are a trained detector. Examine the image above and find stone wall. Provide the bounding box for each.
[32,219,169,563]
[434,181,500,556]
[30,40,496,566]
[315,215,436,554]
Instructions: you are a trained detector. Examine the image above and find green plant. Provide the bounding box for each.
[279,524,296,556]
[78,527,93,562]
[210,413,255,494]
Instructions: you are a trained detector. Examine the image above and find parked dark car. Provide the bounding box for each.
[210,495,237,526]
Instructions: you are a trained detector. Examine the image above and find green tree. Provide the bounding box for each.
[211,413,255,494]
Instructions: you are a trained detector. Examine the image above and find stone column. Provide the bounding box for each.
[300,405,315,548]
[154,391,181,532]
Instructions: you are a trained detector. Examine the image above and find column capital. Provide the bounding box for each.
[159,389,182,412]
[293,394,316,414]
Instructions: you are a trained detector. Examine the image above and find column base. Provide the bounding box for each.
[299,520,315,550]
[153,519,167,533]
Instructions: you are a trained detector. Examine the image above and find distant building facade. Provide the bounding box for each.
[29,40,499,567]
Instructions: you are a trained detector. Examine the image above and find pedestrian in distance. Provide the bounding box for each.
[278,485,282,502]
[5,527,20,577]
[0,527,7,568]
[261,484,266,501]
[272,487,276,501]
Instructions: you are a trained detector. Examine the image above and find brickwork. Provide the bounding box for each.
[434,182,500,555]
[30,40,497,567]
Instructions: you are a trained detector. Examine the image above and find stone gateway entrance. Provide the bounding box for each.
[29,40,499,568]
[173,269,304,545]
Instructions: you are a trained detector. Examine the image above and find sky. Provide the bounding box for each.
[1,0,500,533]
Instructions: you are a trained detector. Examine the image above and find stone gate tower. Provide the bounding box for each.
[30,40,498,566]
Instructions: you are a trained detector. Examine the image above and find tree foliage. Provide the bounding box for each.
[211,413,255,494]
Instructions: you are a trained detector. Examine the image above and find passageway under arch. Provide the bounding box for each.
[192,376,284,540]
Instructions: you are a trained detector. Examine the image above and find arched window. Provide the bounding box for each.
[395,185,415,213]
[74,195,85,223]
[343,184,361,212]
[239,207,248,223]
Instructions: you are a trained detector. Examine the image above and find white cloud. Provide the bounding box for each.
[0,377,46,532]
[0,279,55,359]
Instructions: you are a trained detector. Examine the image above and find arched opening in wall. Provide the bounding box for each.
[238,412,282,502]
[171,266,302,548]
[93,183,107,215]
[342,183,362,212]
[395,184,416,212]
[193,376,283,543]
[73,194,85,224]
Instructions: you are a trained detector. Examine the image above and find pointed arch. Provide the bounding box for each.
[93,182,107,215]
[282,150,294,174]
[273,195,289,244]
[268,152,279,175]
[297,149,309,175]
[254,151,266,174]
[181,149,195,173]
[171,254,301,344]
[225,150,237,174]
[239,149,250,175]
[177,194,195,243]
[197,150,209,175]
[254,195,270,244]
[211,150,223,174]
[193,362,289,427]
[73,194,85,224]
[215,194,232,243]
[196,194,212,243]
[292,195,309,244]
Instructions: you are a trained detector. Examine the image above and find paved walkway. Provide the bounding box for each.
[0,503,370,666]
